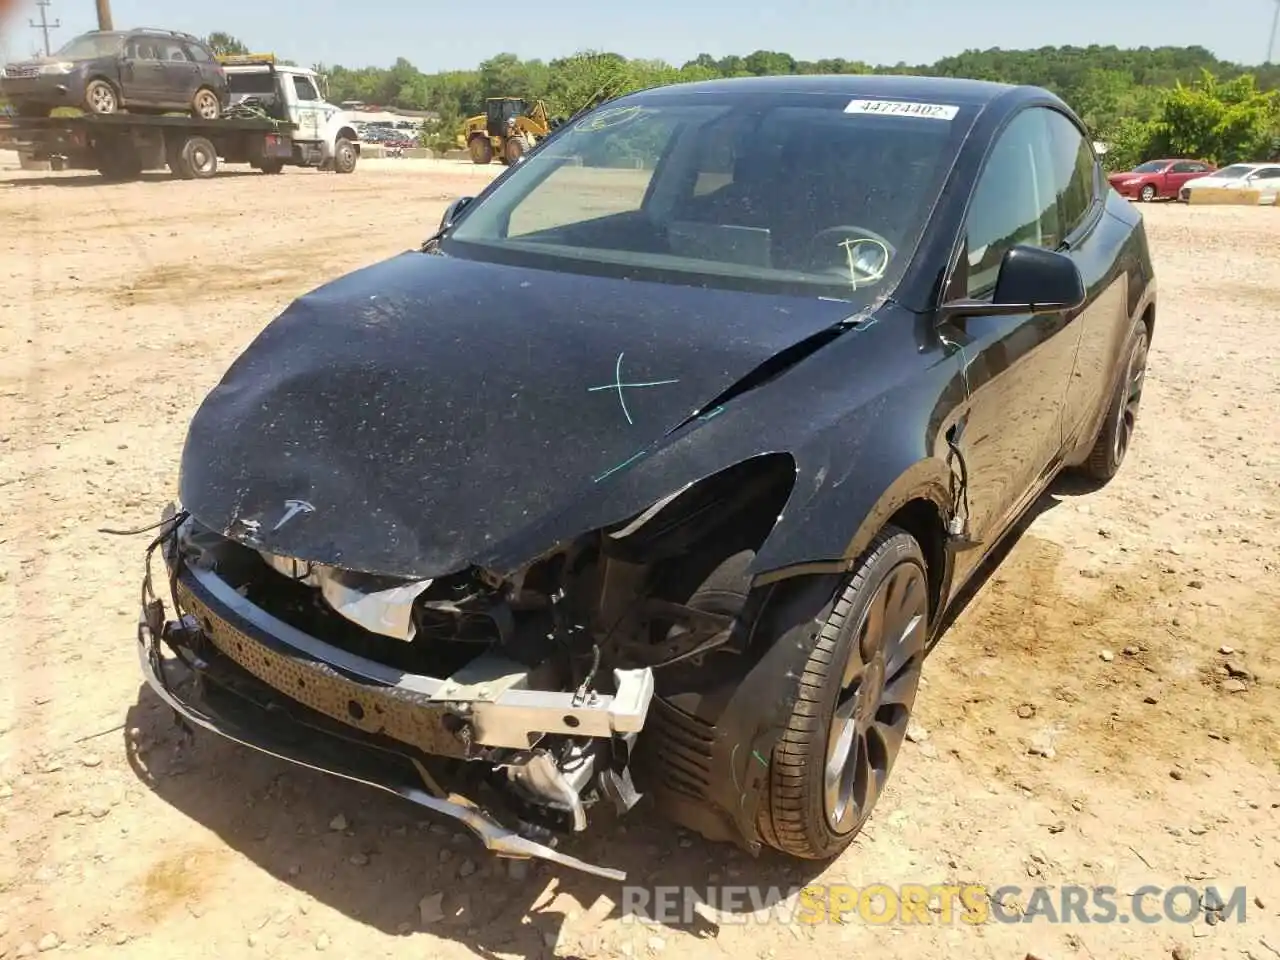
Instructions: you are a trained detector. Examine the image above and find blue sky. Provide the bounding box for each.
[4,0,1278,69]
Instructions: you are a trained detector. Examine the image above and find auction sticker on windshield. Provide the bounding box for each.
[844,99,959,120]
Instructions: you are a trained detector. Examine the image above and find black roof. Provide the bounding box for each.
[631,73,1023,106]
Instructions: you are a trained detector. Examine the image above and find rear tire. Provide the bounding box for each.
[191,87,221,120]
[258,158,285,175]
[169,136,218,180]
[756,527,929,859]
[468,135,493,164]
[95,141,142,181]
[1078,319,1149,482]
[84,79,119,115]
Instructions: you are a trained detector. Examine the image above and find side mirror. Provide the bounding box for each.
[939,245,1086,321]
[439,195,473,231]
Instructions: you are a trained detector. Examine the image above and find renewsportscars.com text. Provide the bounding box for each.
[620,884,1251,925]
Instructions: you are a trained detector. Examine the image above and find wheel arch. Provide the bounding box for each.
[638,460,955,853]
[750,455,955,629]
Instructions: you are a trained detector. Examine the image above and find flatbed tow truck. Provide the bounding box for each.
[0,54,360,181]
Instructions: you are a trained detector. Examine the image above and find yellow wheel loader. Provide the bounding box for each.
[458,97,553,165]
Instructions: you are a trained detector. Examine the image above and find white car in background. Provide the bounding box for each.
[1178,162,1280,203]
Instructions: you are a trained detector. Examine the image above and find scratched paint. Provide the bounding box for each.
[593,448,648,484]
[586,351,679,425]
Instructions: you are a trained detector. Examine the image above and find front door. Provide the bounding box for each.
[1247,165,1280,203]
[120,37,165,104]
[290,74,323,142]
[941,106,1087,588]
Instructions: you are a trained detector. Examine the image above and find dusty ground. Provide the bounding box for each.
[0,157,1277,960]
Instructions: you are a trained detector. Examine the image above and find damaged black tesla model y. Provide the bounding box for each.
[137,75,1155,880]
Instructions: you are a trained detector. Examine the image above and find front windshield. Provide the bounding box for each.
[1214,165,1253,178]
[1131,161,1167,173]
[54,33,124,60]
[443,90,976,299]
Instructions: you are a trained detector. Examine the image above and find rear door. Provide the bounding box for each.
[155,38,201,108]
[1039,109,1132,450]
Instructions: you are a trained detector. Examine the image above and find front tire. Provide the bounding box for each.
[1139,184,1157,202]
[84,79,119,115]
[332,137,357,174]
[504,134,529,164]
[757,527,929,859]
[1079,319,1149,482]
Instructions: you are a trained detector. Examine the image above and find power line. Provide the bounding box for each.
[29,0,60,58]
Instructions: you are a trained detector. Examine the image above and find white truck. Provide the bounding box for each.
[221,54,360,174]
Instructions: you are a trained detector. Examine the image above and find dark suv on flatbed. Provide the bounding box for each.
[1,28,228,119]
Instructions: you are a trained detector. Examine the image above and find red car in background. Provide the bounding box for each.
[1107,158,1216,201]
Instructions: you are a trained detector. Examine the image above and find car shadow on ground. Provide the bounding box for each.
[122,682,829,957]
[4,171,262,188]
[930,474,1087,643]
[120,476,1087,956]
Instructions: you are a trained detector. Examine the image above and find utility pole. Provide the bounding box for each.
[29,0,60,57]
[96,0,114,31]
[1268,0,1280,63]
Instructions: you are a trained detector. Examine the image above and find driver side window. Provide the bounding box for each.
[293,77,319,102]
[964,108,1061,299]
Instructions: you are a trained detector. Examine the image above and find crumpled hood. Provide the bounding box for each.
[178,252,856,577]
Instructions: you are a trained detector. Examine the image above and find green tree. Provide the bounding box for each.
[204,32,248,57]
[1151,70,1279,164]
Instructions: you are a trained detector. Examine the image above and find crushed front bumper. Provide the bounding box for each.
[135,545,656,882]
[137,619,631,880]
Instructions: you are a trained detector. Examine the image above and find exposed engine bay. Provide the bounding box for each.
[139,460,793,879]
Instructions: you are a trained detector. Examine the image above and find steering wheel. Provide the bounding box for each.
[805,225,896,286]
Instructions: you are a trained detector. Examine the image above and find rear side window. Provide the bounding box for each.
[157,40,190,62]
[228,71,275,95]
[1041,109,1097,236]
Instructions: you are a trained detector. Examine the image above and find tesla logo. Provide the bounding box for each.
[587,351,679,425]
[272,499,315,531]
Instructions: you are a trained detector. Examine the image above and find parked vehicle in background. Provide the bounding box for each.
[0,52,362,181]
[221,54,360,173]
[0,28,227,119]
[1106,158,1215,201]
[1178,162,1280,203]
